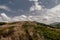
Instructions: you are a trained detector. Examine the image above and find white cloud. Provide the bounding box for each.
[13,15,30,21]
[29,0,38,1]
[29,0,42,11]
[30,4,42,11]
[0,17,3,22]
[0,1,60,24]
[9,1,60,24]
[0,5,11,11]
[0,10,60,24]
[1,13,11,22]
[0,5,19,14]
[50,4,60,13]
[28,3,60,24]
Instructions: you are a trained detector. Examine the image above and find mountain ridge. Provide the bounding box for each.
[0,21,60,40]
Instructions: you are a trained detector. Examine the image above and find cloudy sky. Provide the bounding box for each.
[0,0,59,17]
[0,0,60,24]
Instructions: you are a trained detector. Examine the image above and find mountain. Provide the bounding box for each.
[50,22,60,28]
[0,21,60,40]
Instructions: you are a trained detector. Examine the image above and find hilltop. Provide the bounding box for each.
[0,21,60,40]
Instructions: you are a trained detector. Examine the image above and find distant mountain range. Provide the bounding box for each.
[50,22,60,28]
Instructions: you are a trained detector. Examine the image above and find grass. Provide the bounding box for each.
[22,22,60,40]
[0,21,60,40]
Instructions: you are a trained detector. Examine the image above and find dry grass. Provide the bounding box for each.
[0,21,59,40]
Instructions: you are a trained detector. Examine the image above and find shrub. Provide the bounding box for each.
[0,22,6,25]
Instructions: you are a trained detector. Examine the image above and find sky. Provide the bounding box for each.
[0,0,59,17]
[0,0,60,24]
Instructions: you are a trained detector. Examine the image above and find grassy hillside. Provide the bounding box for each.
[0,21,60,40]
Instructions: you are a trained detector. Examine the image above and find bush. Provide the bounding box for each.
[0,22,6,25]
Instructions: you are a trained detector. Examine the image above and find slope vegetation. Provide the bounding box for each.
[0,21,60,40]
